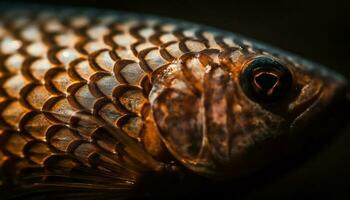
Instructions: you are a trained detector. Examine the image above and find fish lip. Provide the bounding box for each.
[289,92,323,131]
[287,84,323,119]
[289,80,348,133]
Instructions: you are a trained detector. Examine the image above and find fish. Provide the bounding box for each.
[0,3,348,200]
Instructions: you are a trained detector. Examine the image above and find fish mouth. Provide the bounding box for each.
[290,76,349,136]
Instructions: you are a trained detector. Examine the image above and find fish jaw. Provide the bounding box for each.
[290,65,348,130]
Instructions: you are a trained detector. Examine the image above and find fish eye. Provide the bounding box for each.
[240,57,292,103]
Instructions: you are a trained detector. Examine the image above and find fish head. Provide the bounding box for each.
[149,42,348,179]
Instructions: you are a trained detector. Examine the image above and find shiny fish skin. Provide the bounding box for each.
[0,4,348,199]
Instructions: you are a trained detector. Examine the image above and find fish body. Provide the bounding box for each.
[0,4,348,199]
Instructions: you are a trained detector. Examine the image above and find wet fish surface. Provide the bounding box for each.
[0,4,348,200]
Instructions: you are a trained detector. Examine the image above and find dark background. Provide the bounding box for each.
[4,0,350,199]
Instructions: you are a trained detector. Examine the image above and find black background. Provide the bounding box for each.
[3,0,350,199]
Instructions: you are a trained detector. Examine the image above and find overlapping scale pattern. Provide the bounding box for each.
[0,8,245,194]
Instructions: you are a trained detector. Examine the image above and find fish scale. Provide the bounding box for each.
[0,7,239,197]
[0,5,348,200]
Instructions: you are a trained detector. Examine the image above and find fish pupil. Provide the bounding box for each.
[254,72,279,91]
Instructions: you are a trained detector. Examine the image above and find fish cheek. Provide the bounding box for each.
[152,89,204,161]
[203,67,234,164]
